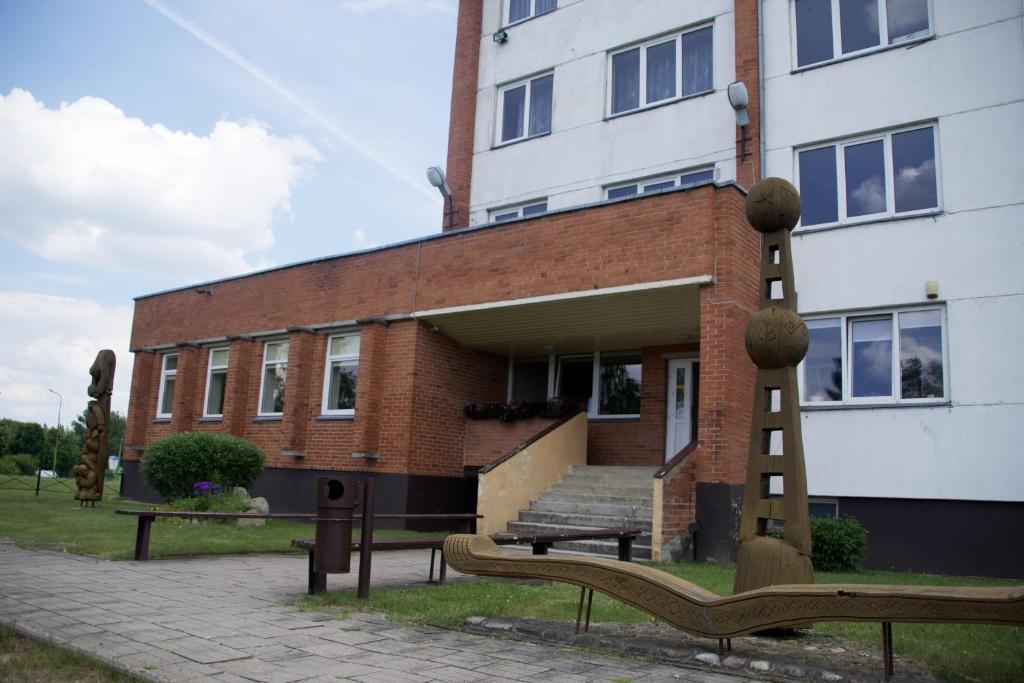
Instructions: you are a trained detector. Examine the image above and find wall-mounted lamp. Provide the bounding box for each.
[926,280,939,299]
[493,29,509,44]
[727,81,750,127]
[195,287,213,296]
[427,165,456,230]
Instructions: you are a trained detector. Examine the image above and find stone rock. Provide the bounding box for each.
[465,616,486,626]
[829,647,846,654]
[780,664,807,678]
[237,516,265,527]
[722,655,746,669]
[816,672,843,682]
[694,652,720,666]
[749,660,771,672]
[248,497,270,514]
[233,487,251,501]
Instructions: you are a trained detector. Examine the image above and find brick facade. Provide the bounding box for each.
[442,0,482,230]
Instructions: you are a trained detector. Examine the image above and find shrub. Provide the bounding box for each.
[11,454,39,475]
[140,432,265,499]
[810,516,868,571]
[169,489,251,514]
[0,456,17,476]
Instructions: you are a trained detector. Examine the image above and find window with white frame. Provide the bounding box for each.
[794,0,931,68]
[490,199,548,223]
[203,347,229,418]
[797,124,938,228]
[507,0,556,25]
[156,353,178,418]
[498,73,553,144]
[549,351,642,417]
[801,307,946,405]
[609,24,713,116]
[322,333,360,415]
[606,167,714,200]
[258,341,288,416]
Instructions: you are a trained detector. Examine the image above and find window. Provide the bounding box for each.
[507,0,555,24]
[203,347,229,417]
[553,351,642,417]
[498,73,553,144]
[258,341,288,416]
[322,334,360,415]
[794,0,932,68]
[606,168,714,200]
[797,124,938,228]
[609,25,713,116]
[511,358,549,402]
[156,353,178,418]
[490,200,548,223]
[801,307,946,405]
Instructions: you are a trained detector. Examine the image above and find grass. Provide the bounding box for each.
[0,624,143,682]
[298,560,1024,683]
[0,475,431,561]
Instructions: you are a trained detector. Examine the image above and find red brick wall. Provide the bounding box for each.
[443,0,482,230]
[464,417,561,468]
[734,0,762,188]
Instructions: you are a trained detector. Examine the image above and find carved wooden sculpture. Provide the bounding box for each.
[733,177,814,594]
[73,350,115,503]
[444,534,1024,638]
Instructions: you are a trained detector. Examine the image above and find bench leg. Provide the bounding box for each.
[134,515,153,561]
[439,551,447,584]
[308,550,326,595]
[532,542,550,555]
[882,622,894,680]
[584,588,593,633]
[428,548,438,583]
[574,586,586,634]
[618,536,633,562]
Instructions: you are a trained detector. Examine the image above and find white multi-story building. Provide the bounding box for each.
[441,0,1023,576]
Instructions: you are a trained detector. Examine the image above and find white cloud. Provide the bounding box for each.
[0,292,133,425]
[339,0,455,14]
[0,88,319,283]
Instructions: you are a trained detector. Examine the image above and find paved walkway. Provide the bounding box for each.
[0,540,752,682]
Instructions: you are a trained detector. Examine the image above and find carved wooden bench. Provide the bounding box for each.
[444,534,1024,680]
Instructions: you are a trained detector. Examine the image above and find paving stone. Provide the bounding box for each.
[153,635,252,664]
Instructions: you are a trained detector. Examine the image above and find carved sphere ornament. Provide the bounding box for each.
[745,307,809,369]
[745,177,801,233]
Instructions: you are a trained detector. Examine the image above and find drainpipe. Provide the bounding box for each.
[758,0,766,181]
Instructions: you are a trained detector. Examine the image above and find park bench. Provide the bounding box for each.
[114,509,480,562]
[293,526,642,595]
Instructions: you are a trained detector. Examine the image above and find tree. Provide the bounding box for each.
[4,421,45,459]
[71,408,126,456]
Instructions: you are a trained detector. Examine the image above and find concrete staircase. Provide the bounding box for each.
[506,465,657,560]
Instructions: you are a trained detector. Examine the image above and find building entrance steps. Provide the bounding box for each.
[506,465,658,560]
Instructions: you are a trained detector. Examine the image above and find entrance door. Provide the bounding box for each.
[665,359,696,461]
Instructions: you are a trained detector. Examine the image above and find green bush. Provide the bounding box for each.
[0,456,17,476]
[140,432,265,499]
[11,454,39,475]
[810,516,868,571]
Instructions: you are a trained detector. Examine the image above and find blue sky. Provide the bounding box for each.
[0,0,458,424]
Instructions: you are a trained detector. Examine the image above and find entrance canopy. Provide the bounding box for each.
[412,276,710,356]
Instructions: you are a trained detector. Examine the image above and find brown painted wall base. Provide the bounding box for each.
[839,497,1024,579]
[120,461,476,531]
[695,483,744,564]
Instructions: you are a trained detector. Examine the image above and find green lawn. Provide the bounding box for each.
[298,561,1024,683]
[0,475,427,560]
[0,624,142,682]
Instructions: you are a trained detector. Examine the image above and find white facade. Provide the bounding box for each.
[762,0,1024,503]
[469,0,741,225]
[467,0,1024,507]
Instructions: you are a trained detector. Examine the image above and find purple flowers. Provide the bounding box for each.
[192,481,223,497]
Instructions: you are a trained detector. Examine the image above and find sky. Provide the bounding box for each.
[0,0,458,425]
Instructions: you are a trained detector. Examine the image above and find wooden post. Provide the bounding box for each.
[357,478,375,599]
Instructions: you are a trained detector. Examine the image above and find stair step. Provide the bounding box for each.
[551,539,652,560]
[531,499,653,516]
[519,510,652,527]
[535,492,653,507]
[550,482,653,496]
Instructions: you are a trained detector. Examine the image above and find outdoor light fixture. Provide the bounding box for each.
[493,28,509,44]
[727,81,750,127]
[426,166,451,199]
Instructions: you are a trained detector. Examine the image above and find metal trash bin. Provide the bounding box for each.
[314,476,359,573]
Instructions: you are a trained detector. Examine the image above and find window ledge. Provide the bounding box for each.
[801,401,950,412]
[791,34,934,74]
[151,417,171,424]
[795,208,942,236]
[604,88,714,122]
[491,130,551,151]
[316,414,355,421]
[198,416,222,423]
[252,415,282,422]
[588,416,641,423]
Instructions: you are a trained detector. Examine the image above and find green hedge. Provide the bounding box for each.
[810,516,868,571]
[0,454,38,475]
[140,432,265,499]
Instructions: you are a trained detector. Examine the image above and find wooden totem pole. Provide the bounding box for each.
[733,178,814,594]
[73,350,116,504]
